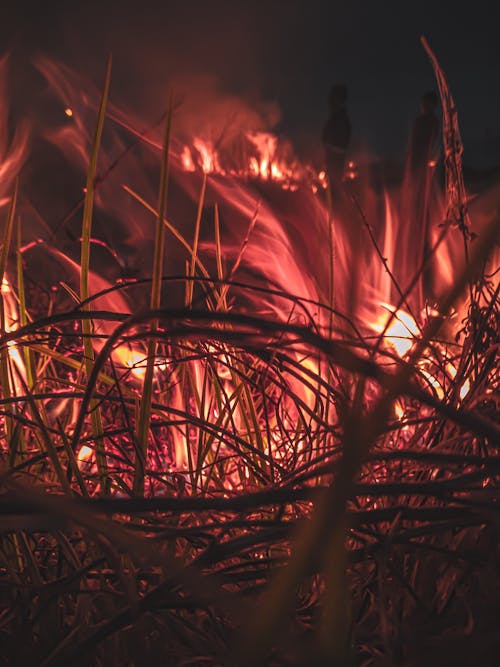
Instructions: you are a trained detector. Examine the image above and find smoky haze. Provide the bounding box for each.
[2,0,500,166]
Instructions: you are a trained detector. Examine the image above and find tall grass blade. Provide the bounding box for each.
[186,172,207,308]
[80,55,112,494]
[0,182,18,452]
[16,219,34,390]
[133,91,173,496]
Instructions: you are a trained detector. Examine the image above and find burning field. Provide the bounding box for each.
[0,39,499,667]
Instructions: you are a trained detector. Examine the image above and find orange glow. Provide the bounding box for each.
[419,367,444,400]
[193,137,221,174]
[247,132,277,179]
[460,379,471,401]
[1,52,493,501]
[180,131,302,185]
[447,363,471,401]
[375,305,420,357]
[114,346,148,380]
[0,279,27,389]
[246,131,296,183]
[394,402,405,420]
[294,355,320,412]
[181,145,196,172]
[76,445,93,466]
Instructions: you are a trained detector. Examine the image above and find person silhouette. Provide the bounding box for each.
[408,90,439,178]
[403,90,441,302]
[322,84,351,195]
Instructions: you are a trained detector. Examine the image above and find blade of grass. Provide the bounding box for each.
[326,179,335,337]
[214,203,225,309]
[122,184,212,280]
[0,181,18,453]
[217,203,259,308]
[16,218,34,389]
[186,173,207,308]
[80,55,112,494]
[133,90,173,496]
[57,419,89,496]
[12,367,71,492]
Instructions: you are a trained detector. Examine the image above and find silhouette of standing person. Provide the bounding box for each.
[404,90,440,301]
[408,90,439,180]
[322,84,351,198]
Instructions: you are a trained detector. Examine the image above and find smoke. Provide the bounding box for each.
[0,54,30,203]
[3,1,286,151]
[165,74,281,147]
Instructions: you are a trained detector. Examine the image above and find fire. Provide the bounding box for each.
[0,53,495,492]
[179,131,302,187]
[419,367,445,400]
[375,304,420,357]
[0,279,27,390]
[1,47,498,667]
[247,132,284,180]
[318,170,328,189]
[181,145,196,172]
[447,362,471,401]
[114,346,148,380]
[394,401,405,420]
[459,379,470,401]
[193,137,221,174]
[76,444,94,465]
[373,304,472,404]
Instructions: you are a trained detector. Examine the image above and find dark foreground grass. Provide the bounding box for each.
[0,265,498,666]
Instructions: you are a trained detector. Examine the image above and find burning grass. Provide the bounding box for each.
[1,42,500,666]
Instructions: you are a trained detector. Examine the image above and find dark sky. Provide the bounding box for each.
[2,0,500,164]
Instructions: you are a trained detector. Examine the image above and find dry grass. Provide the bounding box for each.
[0,42,499,667]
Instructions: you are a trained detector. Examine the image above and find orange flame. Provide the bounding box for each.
[1,279,27,390]
[375,304,420,357]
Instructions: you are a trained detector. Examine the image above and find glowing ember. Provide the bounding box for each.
[447,363,471,401]
[345,159,358,180]
[114,346,148,380]
[375,304,420,357]
[459,378,471,401]
[394,401,405,420]
[76,445,94,465]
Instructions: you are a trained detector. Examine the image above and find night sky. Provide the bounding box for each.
[2,0,500,165]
